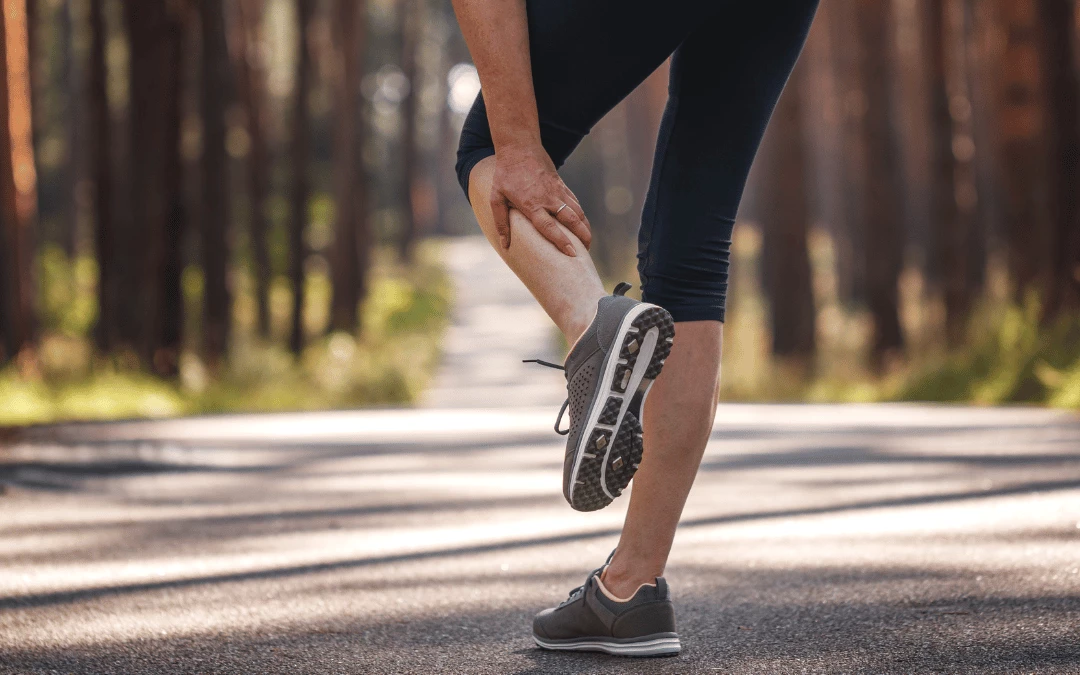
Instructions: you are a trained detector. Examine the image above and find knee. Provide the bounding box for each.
[638,234,733,324]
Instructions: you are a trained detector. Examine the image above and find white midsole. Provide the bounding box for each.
[567,302,659,504]
[534,635,682,655]
[598,327,658,500]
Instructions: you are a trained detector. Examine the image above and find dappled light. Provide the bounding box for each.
[3,405,1079,671]
[1,0,1079,671]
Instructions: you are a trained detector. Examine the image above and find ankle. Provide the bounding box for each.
[564,305,599,348]
[601,557,661,601]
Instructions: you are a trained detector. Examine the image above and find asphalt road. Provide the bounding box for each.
[3,239,1080,673]
[2,403,1080,674]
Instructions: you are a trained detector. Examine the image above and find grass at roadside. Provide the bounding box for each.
[0,242,452,426]
[717,225,1080,408]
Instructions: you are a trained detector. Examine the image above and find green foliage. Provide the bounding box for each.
[0,243,452,426]
[720,299,1080,409]
[708,226,1080,409]
[37,244,98,338]
[0,367,187,426]
[187,253,451,414]
[712,248,1080,409]
[893,301,1080,407]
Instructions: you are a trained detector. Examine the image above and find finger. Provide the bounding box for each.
[554,199,592,251]
[561,189,592,249]
[531,208,577,257]
[490,192,511,249]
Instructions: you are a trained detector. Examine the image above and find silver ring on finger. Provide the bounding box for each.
[555,203,568,216]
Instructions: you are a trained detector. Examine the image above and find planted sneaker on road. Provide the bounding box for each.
[532,557,680,657]
[527,283,674,512]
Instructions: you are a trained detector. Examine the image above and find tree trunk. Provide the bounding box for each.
[125,0,185,374]
[926,0,979,347]
[328,0,363,333]
[1037,0,1080,318]
[829,0,868,308]
[24,0,38,238]
[200,0,232,367]
[0,202,10,364]
[231,0,271,339]
[88,0,115,352]
[0,0,38,365]
[997,0,1051,302]
[288,0,315,355]
[61,0,80,257]
[397,0,420,261]
[924,0,957,303]
[159,6,186,377]
[800,1,848,293]
[593,101,636,279]
[625,61,669,239]
[960,0,990,307]
[759,60,816,366]
[856,0,904,370]
[0,45,11,364]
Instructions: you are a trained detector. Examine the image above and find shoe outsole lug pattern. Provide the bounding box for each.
[600,408,642,501]
[598,396,621,425]
[569,306,675,512]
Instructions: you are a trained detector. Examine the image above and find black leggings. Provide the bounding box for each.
[456,0,819,323]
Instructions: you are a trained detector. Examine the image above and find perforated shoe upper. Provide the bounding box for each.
[533,568,676,642]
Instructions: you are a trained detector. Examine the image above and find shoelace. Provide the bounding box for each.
[559,568,601,608]
[523,358,571,436]
[558,549,618,607]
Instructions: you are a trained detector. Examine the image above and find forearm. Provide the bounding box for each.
[451,0,590,255]
[451,0,541,150]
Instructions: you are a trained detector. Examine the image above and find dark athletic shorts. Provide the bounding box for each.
[456,0,819,323]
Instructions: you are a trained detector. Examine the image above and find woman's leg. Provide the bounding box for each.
[456,0,818,597]
[603,0,820,597]
[467,157,605,344]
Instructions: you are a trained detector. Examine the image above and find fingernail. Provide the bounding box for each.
[564,244,576,257]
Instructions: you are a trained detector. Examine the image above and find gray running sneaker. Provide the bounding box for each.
[532,552,681,657]
[527,283,675,511]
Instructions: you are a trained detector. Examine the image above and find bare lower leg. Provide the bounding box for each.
[468,157,606,344]
[471,157,723,594]
[602,321,723,597]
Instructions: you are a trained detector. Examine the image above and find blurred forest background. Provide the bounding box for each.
[0,0,1078,424]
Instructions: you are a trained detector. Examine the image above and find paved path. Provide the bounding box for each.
[422,237,565,409]
[3,405,1080,673]
[2,237,1080,673]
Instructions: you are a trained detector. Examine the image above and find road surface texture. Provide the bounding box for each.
[422,236,565,409]
[2,240,1080,674]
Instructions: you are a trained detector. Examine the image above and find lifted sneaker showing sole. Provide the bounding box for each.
[527,283,674,512]
[533,554,680,657]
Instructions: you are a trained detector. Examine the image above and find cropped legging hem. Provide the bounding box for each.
[455,145,492,201]
[641,298,727,325]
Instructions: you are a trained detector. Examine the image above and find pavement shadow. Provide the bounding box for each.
[2,567,1078,674]
[4,471,1080,612]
